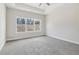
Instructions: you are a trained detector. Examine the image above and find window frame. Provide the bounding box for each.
[16,17,41,33]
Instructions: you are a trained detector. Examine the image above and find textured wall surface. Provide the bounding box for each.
[46,4,79,44]
[0,4,6,50]
[6,8,46,40]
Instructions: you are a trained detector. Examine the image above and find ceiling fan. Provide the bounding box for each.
[39,3,51,6]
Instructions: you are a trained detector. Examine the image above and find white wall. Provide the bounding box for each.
[0,4,6,50]
[6,7,46,40]
[46,4,79,44]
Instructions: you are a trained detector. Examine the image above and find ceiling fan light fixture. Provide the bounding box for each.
[39,3,50,7]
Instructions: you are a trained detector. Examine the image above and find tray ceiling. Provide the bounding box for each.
[6,3,62,15]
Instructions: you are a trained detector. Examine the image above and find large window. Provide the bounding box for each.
[34,19,41,31]
[26,18,34,31]
[16,17,41,32]
[17,18,25,32]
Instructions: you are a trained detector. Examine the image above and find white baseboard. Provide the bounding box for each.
[47,35,79,45]
[7,35,46,41]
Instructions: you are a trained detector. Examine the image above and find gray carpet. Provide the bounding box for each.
[0,36,79,55]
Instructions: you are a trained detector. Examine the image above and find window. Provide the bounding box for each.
[26,18,34,31]
[17,18,25,32]
[34,19,41,31]
[16,17,41,32]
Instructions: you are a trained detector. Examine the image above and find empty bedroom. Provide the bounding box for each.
[0,3,79,55]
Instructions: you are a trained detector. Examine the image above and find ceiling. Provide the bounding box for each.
[6,3,62,15]
[24,3,53,10]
